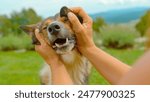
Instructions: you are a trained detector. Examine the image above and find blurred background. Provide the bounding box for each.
[0,0,150,85]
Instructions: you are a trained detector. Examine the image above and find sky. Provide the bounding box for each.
[0,0,150,18]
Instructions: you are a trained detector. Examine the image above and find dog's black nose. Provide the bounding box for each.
[48,23,61,35]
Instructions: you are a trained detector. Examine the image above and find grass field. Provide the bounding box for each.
[0,49,144,85]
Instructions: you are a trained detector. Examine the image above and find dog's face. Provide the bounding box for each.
[40,14,76,54]
[20,7,83,54]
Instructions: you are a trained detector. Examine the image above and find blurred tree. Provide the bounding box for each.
[136,10,150,36]
[100,25,139,49]
[0,8,42,36]
[93,17,106,32]
[0,15,12,35]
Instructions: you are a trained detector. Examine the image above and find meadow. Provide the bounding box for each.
[0,49,144,85]
[0,8,147,85]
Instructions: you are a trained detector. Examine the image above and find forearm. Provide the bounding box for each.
[48,59,73,85]
[67,7,130,84]
[84,46,130,84]
[118,50,150,85]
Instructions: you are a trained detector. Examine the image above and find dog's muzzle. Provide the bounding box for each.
[47,22,76,52]
[52,37,76,49]
[47,22,61,35]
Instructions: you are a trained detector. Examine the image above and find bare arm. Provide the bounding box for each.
[68,7,130,84]
[118,50,150,85]
[84,46,130,84]
[34,29,73,85]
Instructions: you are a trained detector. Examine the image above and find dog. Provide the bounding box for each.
[20,6,91,85]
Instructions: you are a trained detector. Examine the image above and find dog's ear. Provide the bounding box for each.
[20,24,36,35]
[20,25,40,45]
[60,6,83,24]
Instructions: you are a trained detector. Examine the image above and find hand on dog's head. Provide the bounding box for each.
[60,6,83,24]
[20,6,83,45]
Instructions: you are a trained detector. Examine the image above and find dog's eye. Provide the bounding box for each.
[43,26,47,30]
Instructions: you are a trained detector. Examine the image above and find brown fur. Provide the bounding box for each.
[40,49,91,84]
[20,7,91,85]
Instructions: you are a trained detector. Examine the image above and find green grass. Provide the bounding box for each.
[0,49,144,85]
[0,51,43,85]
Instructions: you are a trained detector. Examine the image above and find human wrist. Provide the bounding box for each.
[81,45,97,56]
[50,61,64,69]
[46,56,61,66]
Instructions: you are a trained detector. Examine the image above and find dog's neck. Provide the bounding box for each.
[60,49,90,84]
[61,52,75,64]
[60,49,82,66]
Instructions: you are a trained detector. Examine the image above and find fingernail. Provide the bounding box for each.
[83,23,88,28]
[35,29,39,33]
[68,12,74,18]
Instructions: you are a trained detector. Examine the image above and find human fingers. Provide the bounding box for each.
[68,12,85,35]
[35,29,46,45]
[70,7,93,25]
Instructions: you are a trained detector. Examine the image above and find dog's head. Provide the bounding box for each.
[20,6,83,54]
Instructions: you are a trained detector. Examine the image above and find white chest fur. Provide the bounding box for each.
[40,50,91,85]
[61,52,75,63]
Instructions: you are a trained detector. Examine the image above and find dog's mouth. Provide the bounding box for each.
[52,37,76,49]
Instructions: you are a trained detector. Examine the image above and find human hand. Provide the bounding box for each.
[34,29,60,65]
[67,7,95,55]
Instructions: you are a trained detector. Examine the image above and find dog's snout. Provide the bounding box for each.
[48,23,61,35]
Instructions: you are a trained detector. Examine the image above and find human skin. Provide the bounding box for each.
[34,29,73,85]
[35,7,150,85]
[68,7,150,85]
[67,7,130,84]
[118,50,150,85]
